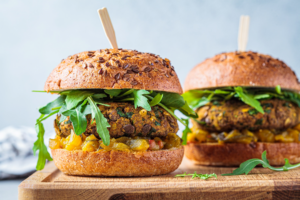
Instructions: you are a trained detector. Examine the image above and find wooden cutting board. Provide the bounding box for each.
[18,157,300,200]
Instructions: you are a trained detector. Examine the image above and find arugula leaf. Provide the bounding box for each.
[33,116,53,170]
[93,94,107,99]
[275,85,281,94]
[65,90,94,109]
[82,104,92,115]
[178,101,198,118]
[181,118,191,145]
[234,87,264,114]
[59,115,67,123]
[87,97,110,146]
[104,89,122,97]
[117,89,134,97]
[222,151,300,176]
[158,92,185,108]
[149,93,163,106]
[133,90,151,111]
[254,94,270,100]
[39,95,66,114]
[194,97,210,108]
[37,110,59,123]
[175,172,217,180]
[69,103,88,135]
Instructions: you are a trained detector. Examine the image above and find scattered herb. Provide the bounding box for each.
[154,121,161,126]
[126,112,133,118]
[248,109,258,116]
[283,102,291,108]
[222,151,300,176]
[255,119,263,125]
[116,107,127,118]
[265,109,271,114]
[175,172,217,180]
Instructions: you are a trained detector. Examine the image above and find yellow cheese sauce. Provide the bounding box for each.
[49,132,181,152]
[187,124,300,144]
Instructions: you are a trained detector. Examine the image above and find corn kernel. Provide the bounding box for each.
[129,139,149,151]
[139,109,147,117]
[82,140,99,152]
[65,130,82,151]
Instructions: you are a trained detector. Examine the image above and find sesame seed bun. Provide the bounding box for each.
[44,49,182,94]
[184,51,300,92]
[184,143,300,166]
[51,146,184,176]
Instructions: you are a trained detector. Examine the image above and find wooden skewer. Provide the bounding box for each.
[238,15,250,52]
[97,7,118,49]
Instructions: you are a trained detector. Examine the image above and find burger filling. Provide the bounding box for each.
[183,86,300,144]
[34,88,196,170]
[50,103,181,152]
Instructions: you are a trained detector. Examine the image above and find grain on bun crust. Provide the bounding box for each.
[51,146,184,176]
[184,142,300,166]
[44,49,182,94]
[184,51,300,92]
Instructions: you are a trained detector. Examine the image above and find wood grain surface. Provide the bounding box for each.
[18,157,300,200]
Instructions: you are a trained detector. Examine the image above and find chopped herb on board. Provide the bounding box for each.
[175,172,217,180]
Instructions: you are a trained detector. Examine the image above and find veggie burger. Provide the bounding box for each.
[34,49,196,176]
[183,51,300,166]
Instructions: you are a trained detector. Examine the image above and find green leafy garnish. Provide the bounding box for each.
[87,97,110,146]
[39,95,66,114]
[33,115,54,170]
[175,172,217,180]
[234,87,264,113]
[69,103,88,136]
[181,118,191,145]
[222,151,300,176]
[65,90,94,109]
[149,93,163,106]
[133,90,151,111]
[104,89,122,97]
[33,88,196,170]
[183,85,300,113]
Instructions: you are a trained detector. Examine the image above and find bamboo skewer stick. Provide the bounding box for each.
[238,15,250,52]
[97,7,118,49]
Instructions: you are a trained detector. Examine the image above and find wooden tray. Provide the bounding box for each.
[18,157,300,200]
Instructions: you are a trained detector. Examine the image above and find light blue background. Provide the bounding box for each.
[1,0,300,134]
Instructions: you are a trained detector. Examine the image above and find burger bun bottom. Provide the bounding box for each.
[51,146,184,176]
[184,143,300,166]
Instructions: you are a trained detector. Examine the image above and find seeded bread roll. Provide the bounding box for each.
[44,49,182,94]
[184,51,300,92]
[51,146,184,176]
[184,143,300,166]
